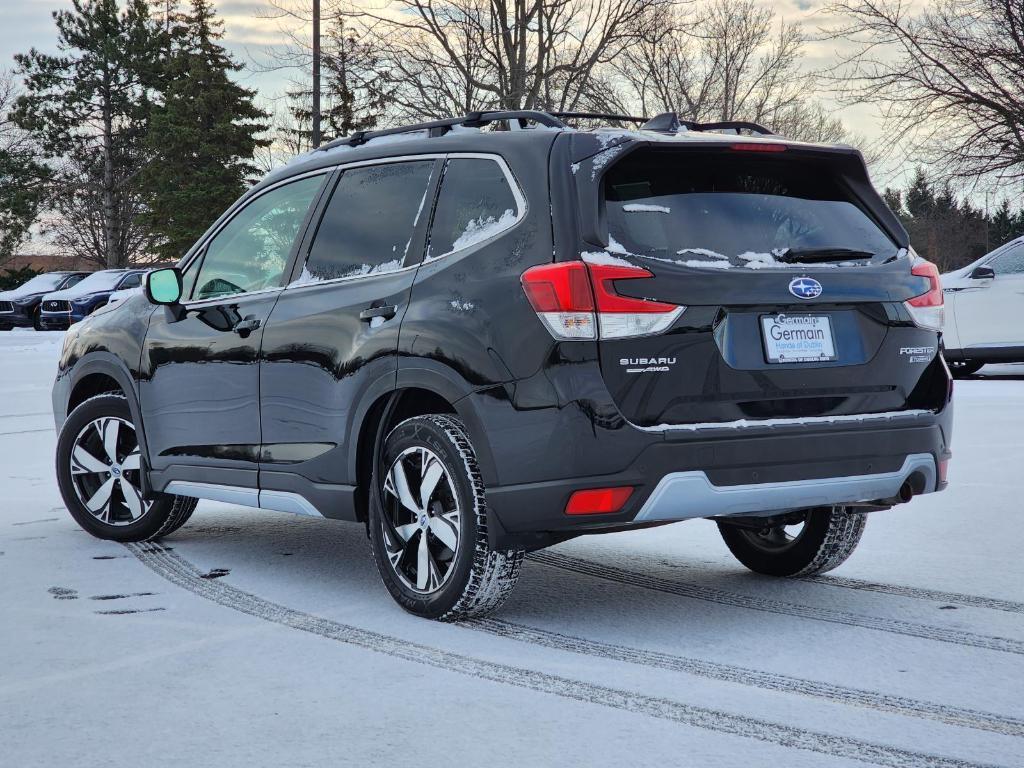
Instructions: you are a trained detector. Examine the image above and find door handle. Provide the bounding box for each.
[232,315,261,336]
[359,304,397,322]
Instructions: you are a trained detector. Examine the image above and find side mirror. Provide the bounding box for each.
[970,265,996,280]
[145,267,183,305]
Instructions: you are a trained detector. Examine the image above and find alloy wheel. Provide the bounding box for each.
[69,416,151,526]
[380,446,461,594]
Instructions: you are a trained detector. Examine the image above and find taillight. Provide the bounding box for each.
[904,257,944,331]
[521,262,684,340]
[729,143,787,153]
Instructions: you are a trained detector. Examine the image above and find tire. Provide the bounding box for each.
[56,393,197,542]
[717,506,866,577]
[32,308,42,331]
[949,359,984,378]
[368,414,524,621]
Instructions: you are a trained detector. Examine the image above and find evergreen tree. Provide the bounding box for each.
[0,73,49,264]
[904,168,934,219]
[139,0,269,262]
[287,14,385,148]
[13,0,160,268]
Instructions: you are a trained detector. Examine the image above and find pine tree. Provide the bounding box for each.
[0,73,49,264]
[13,0,160,268]
[139,0,269,262]
[288,14,385,148]
[904,168,935,220]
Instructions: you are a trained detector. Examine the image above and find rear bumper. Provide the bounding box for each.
[484,408,951,549]
[634,453,935,522]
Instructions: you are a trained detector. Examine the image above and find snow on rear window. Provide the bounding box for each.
[604,151,898,269]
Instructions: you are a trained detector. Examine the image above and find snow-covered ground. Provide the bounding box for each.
[2,329,1022,768]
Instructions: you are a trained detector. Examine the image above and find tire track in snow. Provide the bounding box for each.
[126,542,1004,768]
[529,552,1024,656]
[466,618,1024,737]
[803,575,1024,615]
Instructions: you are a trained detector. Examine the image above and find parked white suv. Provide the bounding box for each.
[942,236,1024,376]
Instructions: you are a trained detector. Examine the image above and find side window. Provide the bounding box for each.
[118,273,142,289]
[427,158,520,259]
[192,174,325,301]
[299,161,435,282]
[989,244,1024,275]
[62,274,85,289]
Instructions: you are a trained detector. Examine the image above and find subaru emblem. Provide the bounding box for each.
[789,277,822,300]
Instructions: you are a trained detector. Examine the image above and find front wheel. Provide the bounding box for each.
[56,393,197,541]
[368,415,523,621]
[717,506,866,577]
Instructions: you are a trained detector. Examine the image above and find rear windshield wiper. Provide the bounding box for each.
[774,247,875,264]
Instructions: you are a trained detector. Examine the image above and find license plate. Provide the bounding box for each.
[761,314,836,363]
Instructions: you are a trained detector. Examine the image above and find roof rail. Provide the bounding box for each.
[318,110,567,152]
[550,111,649,125]
[640,112,774,136]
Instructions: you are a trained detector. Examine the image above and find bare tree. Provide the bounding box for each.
[40,157,155,269]
[825,0,1024,181]
[357,0,667,120]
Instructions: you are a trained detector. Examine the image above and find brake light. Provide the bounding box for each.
[565,486,634,515]
[521,262,684,340]
[730,143,787,153]
[904,257,944,331]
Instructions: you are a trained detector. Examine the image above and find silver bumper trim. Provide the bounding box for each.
[633,453,937,522]
[164,481,324,518]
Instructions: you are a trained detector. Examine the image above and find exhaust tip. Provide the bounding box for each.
[898,480,914,503]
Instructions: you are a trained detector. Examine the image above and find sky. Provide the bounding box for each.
[0,0,919,189]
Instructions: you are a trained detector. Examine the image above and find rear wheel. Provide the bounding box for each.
[368,415,523,621]
[56,393,197,542]
[717,506,866,577]
[948,359,984,378]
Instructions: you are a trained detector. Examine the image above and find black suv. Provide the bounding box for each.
[0,271,87,330]
[52,111,953,620]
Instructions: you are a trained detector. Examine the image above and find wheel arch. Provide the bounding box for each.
[349,363,499,523]
[63,354,151,483]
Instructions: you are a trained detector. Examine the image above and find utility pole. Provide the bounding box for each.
[312,0,321,148]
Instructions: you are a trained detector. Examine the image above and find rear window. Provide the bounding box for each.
[603,151,898,269]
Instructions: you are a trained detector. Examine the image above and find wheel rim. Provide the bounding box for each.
[737,513,808,554]
[69,416,152,526]
[380,446,461,594]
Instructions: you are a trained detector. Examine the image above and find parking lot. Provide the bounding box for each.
[2,329,1022,768]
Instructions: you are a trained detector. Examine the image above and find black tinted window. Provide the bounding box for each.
[427,158,519,259]
[990,244,1024,275]
[604,151,898,269]
[300,161,435,282]
[62,274,85,289]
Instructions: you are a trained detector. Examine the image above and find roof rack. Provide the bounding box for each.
[319,110,567,152]
[316,109,775,153]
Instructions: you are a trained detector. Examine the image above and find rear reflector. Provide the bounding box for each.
[565,486,634,515]
[937,458,949,485]
[521,262,684,340]
[730,143,787,153]
[904,257,944,331]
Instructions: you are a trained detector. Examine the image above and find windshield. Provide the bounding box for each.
[603,151,898,269]
[66,271,128,293]
[11,273,67,294]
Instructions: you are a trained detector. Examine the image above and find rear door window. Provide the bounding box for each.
[603,151,898,269]
[299,160,436,282]
[427,158,520,259]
